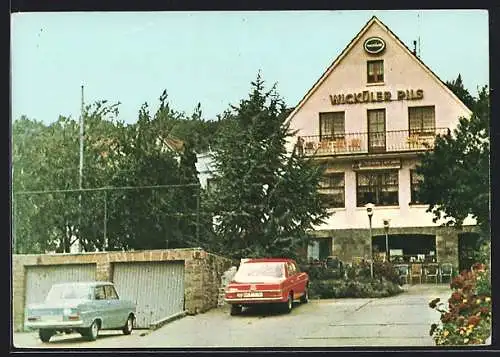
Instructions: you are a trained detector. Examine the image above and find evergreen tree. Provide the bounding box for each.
[445,74,475,111]
[207,74,330,260]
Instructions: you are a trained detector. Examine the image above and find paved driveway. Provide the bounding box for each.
[13,284,451,349]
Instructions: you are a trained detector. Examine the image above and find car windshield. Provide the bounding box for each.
[233,262,285,283]
[45,284,92,301]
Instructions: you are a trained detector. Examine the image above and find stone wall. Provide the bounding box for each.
[12,248,232,332]
[311,225,478,269]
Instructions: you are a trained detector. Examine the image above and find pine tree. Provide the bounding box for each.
[207,73,330,260]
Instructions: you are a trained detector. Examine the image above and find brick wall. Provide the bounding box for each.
[12,248,232,332]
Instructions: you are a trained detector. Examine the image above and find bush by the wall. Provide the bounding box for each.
[373,261,401,285]
[309,277,403,299]
[307,265,345,280]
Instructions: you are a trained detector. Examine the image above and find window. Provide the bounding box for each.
[318,173,345,208]
[94,286,106,300]
[287,262,297,277]
[319,112,345,141]
[368,109,386,152]
[367,60,384,83]
[357,170,399,206]
[410,170,424,204]
[307,238,332,262]
[104,285,119,300]
[409,106,435,135]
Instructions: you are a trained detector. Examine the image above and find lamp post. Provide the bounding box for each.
[383,219,390,263]
[365,203,374,278]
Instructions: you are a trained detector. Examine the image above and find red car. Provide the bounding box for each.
[224,258,309,315]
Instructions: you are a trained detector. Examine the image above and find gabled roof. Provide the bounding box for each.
[285,16,472,125]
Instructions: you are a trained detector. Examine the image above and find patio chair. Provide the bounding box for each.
[424,264,439,284]
[394,264,410,285]
[410,263,423,284]
[440,263,453,283]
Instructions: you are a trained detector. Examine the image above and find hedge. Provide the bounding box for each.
[309,277,403,299]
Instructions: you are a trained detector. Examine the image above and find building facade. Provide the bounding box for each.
[284,16,478,269]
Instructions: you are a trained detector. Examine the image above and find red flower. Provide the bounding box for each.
[480,307,490,315]
[451,292,463,302]
[468,315,481,326]
[451,276,465,289]
[462,283,475,293]
[441,313,452,323]
[471,263,486,272]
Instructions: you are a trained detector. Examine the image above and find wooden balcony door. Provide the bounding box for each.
[368,109,386,153]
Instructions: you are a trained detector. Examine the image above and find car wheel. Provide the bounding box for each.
[39,329,53,343]
[300,287,309,304]
[282,292,293,313]
[122,314,134,335]
[230,305,242,316]
[86,320,100,341]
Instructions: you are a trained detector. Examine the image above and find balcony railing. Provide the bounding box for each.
[299,128,449,156]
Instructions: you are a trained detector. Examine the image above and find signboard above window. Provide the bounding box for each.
[353,159,401,171]
[364,37,386,55]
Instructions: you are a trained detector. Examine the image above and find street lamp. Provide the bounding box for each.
[365,203,375,278]
[383,219,390,263]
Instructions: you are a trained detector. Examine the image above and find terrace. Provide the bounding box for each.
[299,128,449,157]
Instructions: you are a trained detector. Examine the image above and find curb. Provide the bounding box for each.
[148,310,187,331]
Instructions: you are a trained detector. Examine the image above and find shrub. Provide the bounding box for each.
[309,277,403,299]
[428,256,491,345]
[373,261,401,285]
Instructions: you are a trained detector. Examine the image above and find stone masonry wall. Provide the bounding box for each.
[12,248,232,332]
[314,226,478,270]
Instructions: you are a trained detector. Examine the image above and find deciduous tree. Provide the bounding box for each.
[416,84,490,239]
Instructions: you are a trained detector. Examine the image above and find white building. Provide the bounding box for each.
[285,16,479,269]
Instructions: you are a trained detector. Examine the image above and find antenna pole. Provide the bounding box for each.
[79,85,84,191]
[77,84,84,253]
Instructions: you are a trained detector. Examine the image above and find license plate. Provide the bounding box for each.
[41,315,62,322]
[243,292,263,298]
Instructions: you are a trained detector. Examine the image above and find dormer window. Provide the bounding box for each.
[367,60,384,83]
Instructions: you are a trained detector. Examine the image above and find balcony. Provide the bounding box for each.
[299,128,449,157]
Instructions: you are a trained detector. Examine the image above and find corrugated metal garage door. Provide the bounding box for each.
[112,261,185,329]
[25,264,97,305]
[24,264,97,330]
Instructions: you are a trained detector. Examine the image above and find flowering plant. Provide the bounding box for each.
[429,262,491,345]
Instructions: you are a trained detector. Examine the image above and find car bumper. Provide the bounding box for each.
[224,297,285,304]
[25,320,85,329]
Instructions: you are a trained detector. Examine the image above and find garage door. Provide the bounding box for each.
[24,264,97,329]
[25,264,97,305]
[112,261,185,328]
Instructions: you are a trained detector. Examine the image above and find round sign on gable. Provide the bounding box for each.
[364,37,386,55]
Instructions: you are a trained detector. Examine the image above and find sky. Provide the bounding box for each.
[11,10,489,125]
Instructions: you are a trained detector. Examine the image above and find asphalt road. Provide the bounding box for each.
[13,284,451,349]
